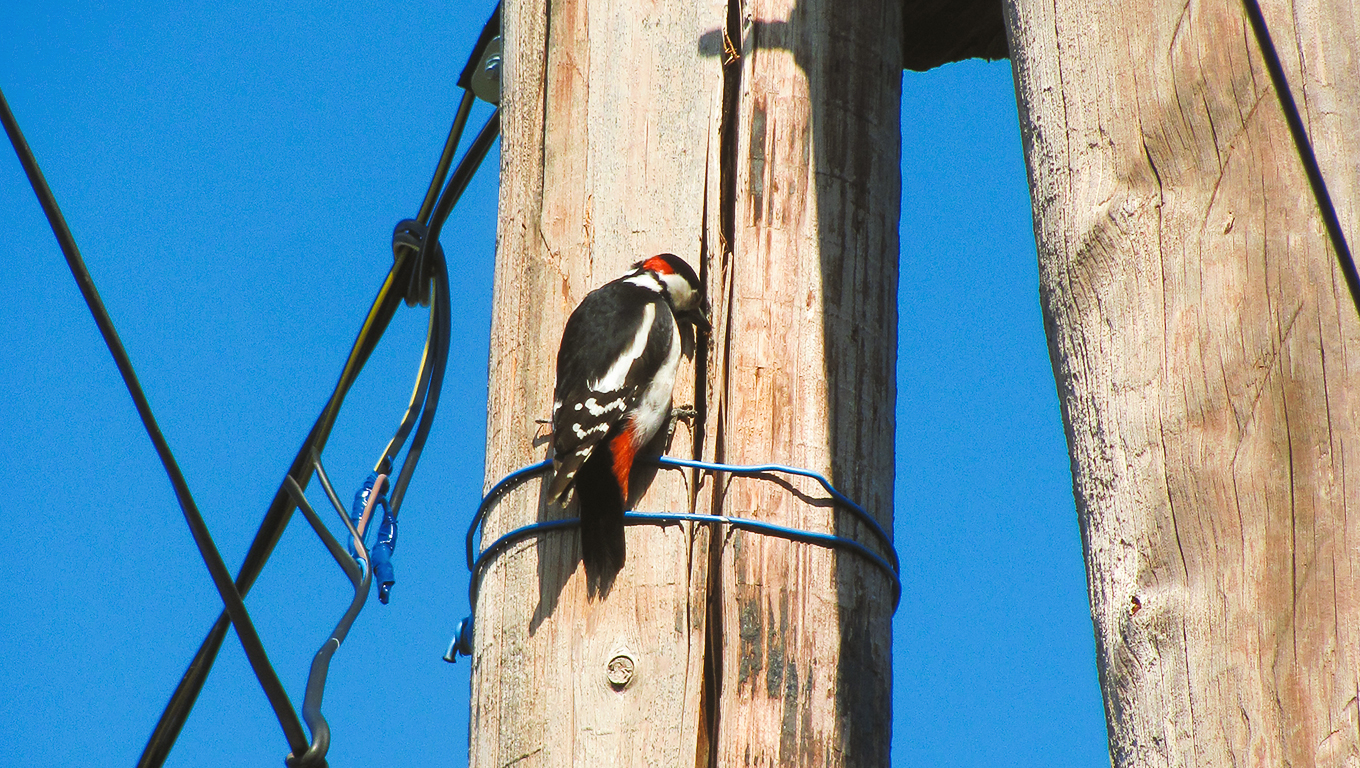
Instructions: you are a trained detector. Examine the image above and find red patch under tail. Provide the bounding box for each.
[610,423,638,500]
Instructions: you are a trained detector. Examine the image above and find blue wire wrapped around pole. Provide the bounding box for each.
[449,455,903,660]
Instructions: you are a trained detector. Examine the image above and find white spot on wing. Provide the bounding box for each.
[589,302,655,393]
[583,397,626,416]
[571,421,611,439]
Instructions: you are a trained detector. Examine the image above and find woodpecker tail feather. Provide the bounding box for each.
[574,449,626,582]
[545,458,575,505]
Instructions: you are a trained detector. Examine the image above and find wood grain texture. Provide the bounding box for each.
[706,0,900,764]
[1007,0,1360,764]
[472,1,722,766]
[475,1,900,764]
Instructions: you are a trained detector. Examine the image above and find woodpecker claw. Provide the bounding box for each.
[666,406,698,443]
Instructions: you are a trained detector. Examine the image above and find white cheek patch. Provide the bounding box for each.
[659,272,696,310]
[589,302,655,393]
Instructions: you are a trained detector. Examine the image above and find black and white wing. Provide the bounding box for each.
[546,280,675,503]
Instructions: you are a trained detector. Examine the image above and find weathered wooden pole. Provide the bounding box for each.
[1007,0,1360,763]
[473,1,719,764]
[701,1,899,764]
[473,0,899,764]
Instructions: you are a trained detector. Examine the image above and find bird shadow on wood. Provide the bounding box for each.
[527,407,673,633]
[527,465,571,636]
[528,358,704,632]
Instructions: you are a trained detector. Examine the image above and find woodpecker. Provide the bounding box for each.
[547,253,708,579]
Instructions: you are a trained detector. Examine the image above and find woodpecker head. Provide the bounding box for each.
[631,253,710,332]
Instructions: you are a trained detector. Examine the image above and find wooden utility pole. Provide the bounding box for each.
[1007,0,1360,764]
[473,0,899,765]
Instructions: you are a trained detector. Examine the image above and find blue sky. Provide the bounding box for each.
[1,2,1107,765]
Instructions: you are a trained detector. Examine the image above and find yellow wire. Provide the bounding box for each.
[377,291,436,470]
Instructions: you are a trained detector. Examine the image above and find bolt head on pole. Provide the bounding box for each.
[606,652,636,689]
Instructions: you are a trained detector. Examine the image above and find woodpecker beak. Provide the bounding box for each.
[685,299,712,335]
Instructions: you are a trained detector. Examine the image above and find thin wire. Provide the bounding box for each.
[463,457,896,571]
[426,110,501,243]
[283,478,372,768]
[378,306,436,471]
[465,459,553,569]
[462,457,902,616]
[1241,0,1358,316]
[389,253,450,516]
[312,454,353,519]
[0,85,310,756]
[654,455,896,569]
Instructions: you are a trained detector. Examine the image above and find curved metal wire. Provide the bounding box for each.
[652,455,896,571]
[283,477,373,768]
[467,510,901,612]
[464,457,896,573]
[454,454,902,659]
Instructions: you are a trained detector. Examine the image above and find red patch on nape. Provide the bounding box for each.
[640,255,676,275]
[610,424,639,498]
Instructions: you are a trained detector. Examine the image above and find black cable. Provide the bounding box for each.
[1241,0,1359,316]
[138,252,413,768]
[138,113,499,767]
[417,90,476,226]
[389,250,451,516]
[387,112,499,509]
[383,110,499,515]
[428,110,500,239]
[380,111,501,479]
[15,9,504,764]
[0,86,311,756]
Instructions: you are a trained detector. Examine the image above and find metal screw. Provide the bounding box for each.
[607,653,636,688]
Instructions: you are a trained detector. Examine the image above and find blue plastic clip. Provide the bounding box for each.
[351,473,397,603]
